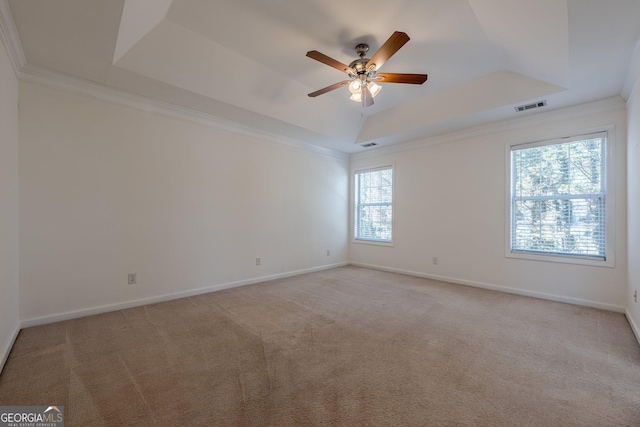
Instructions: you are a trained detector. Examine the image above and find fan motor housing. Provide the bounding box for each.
[349,58,371,74]
[350,43,374,75]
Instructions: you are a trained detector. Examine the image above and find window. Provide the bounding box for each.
[509,132,608,262]
[354,166,393,243]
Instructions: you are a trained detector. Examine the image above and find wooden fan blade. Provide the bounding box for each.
[362,85,374,108]
[308,80,350,97]
[306,51,354,74]
[365,31,410,71]
[375,73,428,84]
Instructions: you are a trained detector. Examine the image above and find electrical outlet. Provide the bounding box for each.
[432,257,439,265]
[128,273,137,285]
[326,250,331,256]
[256,258,261,266]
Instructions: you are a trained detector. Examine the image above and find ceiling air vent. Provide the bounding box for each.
[515,101,547,112]
[361,142,378,148]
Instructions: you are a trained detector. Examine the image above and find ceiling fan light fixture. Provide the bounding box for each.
[348,80,381,103]
[348,79,361,94]
[367,81,382,98]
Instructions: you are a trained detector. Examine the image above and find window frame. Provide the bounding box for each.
[352,164,395,246]
[504,128,615,267]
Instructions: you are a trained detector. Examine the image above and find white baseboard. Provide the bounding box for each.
[0,324,20,375]
[16,259,630,335]
[21,262,349,328]
[626,309,640,346]
[350,262,626,313]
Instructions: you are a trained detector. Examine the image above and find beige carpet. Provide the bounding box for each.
[1,266,639,426]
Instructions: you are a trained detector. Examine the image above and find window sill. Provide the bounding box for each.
[505,250,614,268]
[352,239,394,247]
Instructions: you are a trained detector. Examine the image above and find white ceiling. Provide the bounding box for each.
[7,0,640,153]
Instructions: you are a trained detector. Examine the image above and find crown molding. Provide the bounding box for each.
[18,63,349,161]
[0,0,346,161]
[350,96,626,161]
[0,0,25,75]
[622,35,640,101]
[14,62,628,164]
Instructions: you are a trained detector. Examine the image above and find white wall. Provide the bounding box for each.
[627,78,640,339]
[351,100,628,311]
[0,35,20,369]
[18,81,349,324]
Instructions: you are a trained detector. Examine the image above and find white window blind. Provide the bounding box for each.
[510,133,606,260]
[355,166,393,242]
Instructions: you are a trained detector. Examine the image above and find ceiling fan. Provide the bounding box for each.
[306,31,428,108]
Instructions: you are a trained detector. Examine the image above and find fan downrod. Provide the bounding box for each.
[355,43,369,58]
